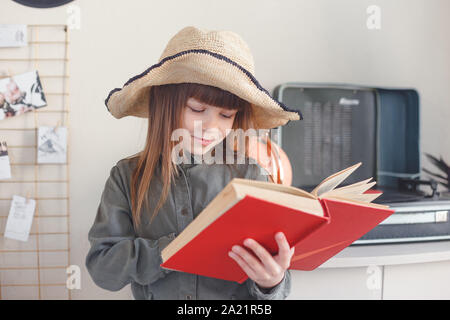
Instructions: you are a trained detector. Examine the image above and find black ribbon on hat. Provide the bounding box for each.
[12,0,74,8]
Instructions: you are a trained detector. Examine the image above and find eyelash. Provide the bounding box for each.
[189,107,234,119]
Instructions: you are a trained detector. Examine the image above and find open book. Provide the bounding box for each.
[161,162,395,283]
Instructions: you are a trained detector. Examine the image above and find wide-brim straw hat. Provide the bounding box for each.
[105,26,303,129]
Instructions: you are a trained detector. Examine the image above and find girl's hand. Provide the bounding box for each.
[228,232,295,289]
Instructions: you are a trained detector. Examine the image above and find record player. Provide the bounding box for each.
[272,83,450,245]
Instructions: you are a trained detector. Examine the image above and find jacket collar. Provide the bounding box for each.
[177,142,229,170]
[178,149,202,170]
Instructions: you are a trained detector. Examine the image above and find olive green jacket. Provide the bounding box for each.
[85,151,291,300]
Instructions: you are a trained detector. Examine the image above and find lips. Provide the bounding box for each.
[192,135,213,146]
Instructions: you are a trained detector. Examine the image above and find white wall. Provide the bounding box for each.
[0,0,449,299]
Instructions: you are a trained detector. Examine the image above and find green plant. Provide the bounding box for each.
[422,153,450,190]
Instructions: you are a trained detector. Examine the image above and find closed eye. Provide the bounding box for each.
[189,106,235,118]
[189,107,205,113]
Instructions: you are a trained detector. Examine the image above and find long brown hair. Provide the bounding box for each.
[129,83,258,229]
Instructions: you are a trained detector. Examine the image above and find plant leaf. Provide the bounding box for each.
[437,181,450,189]
[439,155,450,175]
[422,167,448,181]
[424,153,449,174]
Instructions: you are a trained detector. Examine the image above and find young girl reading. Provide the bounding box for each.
[85,26,303,300]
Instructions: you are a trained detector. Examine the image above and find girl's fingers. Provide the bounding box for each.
[242,239,282,276]
[275,232,294,269]
[230,233,295,280]
[231,245,267,276]
[228,250,258,279]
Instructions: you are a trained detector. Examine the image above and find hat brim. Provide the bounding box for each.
[105,49,303,129]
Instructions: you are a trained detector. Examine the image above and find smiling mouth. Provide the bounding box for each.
[192,135,213,146]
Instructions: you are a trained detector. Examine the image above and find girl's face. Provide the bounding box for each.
[181,97,238,155]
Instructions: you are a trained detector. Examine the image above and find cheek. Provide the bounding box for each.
[223,115,236,130]
[182,109,198,133]
[217,118,235,139]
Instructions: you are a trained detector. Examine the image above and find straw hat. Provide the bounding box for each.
[105,26,303,129]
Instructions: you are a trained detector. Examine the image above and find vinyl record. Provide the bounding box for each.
[12,0,74,8]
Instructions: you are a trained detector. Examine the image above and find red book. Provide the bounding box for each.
[160,162,395,283]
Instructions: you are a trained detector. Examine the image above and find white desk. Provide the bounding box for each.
[288,240,450,299]
[320,240,450,268]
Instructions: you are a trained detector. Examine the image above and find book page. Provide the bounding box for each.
[321,176,381,203]
[232,183,323,216]
[329,177,373,192]
[232,178,316,199]
[323,180,376,197]
[327,192,382,203]
[311,162,362,197]
[322,195,389,209]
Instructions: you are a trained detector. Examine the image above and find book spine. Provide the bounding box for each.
[318,197,332,222]
[237,274,248,284]
[289,200,331,251]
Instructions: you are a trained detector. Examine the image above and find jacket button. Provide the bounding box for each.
[181,208,188,216]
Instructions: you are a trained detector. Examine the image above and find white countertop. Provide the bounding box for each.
[319,240,450,268]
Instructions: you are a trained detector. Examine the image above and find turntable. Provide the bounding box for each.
[272,82,450,244]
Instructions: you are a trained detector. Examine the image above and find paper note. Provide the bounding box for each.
[0,24,27,47]
[4,195,36,242]
[0,141,12,179]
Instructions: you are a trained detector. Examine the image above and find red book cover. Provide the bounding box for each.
[160,192,394,283]
[161,195,328,283]
[289,197,394,270]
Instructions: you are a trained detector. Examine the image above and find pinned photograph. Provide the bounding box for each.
[0,141,12,179]
[0,70,47,120]
[37,126,67,163]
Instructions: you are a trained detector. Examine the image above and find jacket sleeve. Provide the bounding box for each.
[243,162,292,299]
[247,270,292,300]
[85,165,176,292]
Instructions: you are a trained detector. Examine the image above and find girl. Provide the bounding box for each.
[85,26,303,300]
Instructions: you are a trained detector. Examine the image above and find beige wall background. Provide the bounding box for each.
[0,0,449,299]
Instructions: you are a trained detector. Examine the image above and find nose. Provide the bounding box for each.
[202,113,221,131]
[199,116,225,141]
